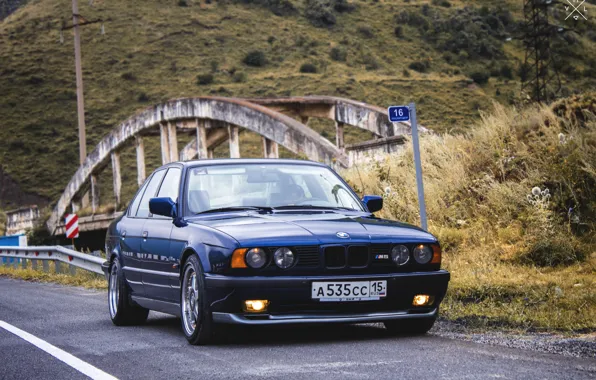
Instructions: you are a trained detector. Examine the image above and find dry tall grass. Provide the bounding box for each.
[344,94,596,332]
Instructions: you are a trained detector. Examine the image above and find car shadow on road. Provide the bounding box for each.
[142,313,432,346]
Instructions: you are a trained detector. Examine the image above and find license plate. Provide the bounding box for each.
[311,281,387,302]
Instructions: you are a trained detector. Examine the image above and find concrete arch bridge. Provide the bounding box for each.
[48,96,422,236]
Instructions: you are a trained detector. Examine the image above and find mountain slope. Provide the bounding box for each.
[0,0,594,210]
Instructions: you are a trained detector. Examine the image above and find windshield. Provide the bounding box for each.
[185,163,364,214]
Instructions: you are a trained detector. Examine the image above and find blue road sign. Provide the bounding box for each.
[388,106,410,122]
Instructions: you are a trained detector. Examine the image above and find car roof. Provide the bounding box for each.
[165,158,330,169]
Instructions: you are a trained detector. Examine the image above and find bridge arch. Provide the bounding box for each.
[47,97,347,234]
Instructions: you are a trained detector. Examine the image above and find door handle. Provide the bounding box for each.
[142,231,148,239]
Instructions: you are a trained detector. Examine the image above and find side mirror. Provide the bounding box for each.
[149,197,177,218]
[362,195,383,213]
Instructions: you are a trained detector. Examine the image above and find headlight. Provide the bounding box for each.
[391,245,410,266]
[413,244,433,264]
[245,248,267,269]
[273,247,295,269]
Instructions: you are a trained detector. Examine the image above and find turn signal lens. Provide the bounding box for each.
[412,294,434,306]
[231,248,248,268]
[244,300,269,313]
[430,244,442,264]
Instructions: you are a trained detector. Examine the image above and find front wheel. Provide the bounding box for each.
[383,316,436,335]
[181,255,214,345]
[108,259,149,326]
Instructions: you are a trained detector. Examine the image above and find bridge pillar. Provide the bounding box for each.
[262,137,279,159]
[196,119,208,159]
[160,123,171,164]
[111,151,121,209]
[335,121,345,151]
[90,175,99,213]
[228,125,240,158]
[208,148,214,159]
[135,136,146,187]
[168,122,178,162]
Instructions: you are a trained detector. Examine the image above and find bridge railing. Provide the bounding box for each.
[0,246,105,276]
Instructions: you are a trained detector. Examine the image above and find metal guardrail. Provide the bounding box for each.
[0,246,105,275]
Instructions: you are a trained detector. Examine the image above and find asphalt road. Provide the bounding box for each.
[0,277,594,380]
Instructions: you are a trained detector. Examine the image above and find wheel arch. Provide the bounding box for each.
[179,247,208,278]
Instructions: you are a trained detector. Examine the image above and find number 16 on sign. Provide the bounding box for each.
[387,104,428,231]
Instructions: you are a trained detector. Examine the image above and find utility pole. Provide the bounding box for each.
[72,0,86,171]
[61,0,103,208]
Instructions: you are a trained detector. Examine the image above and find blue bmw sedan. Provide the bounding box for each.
[103,159,450,345]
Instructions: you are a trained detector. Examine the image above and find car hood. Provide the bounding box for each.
[186,211,437,246]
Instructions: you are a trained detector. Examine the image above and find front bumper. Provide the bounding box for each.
[213,309,437,325]
[205,270,449,325]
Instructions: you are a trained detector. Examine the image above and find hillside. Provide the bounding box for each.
[0,0,594,210]
[344,94,596,331]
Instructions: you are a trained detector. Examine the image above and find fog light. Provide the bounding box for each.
[244,300,269,313]
[412,294,434,306]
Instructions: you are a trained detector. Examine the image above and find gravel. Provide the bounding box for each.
[431,319,596,359]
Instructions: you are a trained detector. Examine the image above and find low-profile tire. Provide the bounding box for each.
[384,316,436,335]
[108,259,149,326]
[181,255,215,345]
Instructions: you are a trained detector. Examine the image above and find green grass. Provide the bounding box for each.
[0,0,594,211]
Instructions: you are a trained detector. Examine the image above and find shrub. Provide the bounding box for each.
[299,63,318,73]
[178,0,188,6]
[305,0,336,27]
[363,55,380,71]
[470,71,489,84]
[333,0,355,12]
[500,64,513,79]
[432,0,451,7]
[398,6,513,60]
[121,72,136,81]
[357,25,374,38]
[330,47,347,62]
[137,92,150,102]
[394,26,403,38]
[197,73,214,85]
[408,60,430,73]
[233,0,296,15]
[519,235,586,267]
[402,68,411,77]
[210,61,219,73]
[243,50,266,67]
[232,71,247,83]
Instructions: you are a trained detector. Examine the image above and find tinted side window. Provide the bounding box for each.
[136,170,166,218]
[128,176,151,217]
[157,168,181,201]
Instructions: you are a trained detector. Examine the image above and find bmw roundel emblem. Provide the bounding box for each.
[336,232,350,239]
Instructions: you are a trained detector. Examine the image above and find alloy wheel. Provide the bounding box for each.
[182,266,199,336]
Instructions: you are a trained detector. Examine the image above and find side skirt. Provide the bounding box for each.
[131,296,181,317]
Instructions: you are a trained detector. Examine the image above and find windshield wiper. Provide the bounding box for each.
[274,205,356,211]
[195,206,273,215]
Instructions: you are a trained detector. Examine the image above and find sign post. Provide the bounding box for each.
[387,104,428,231]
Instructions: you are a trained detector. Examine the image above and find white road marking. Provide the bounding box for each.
[0,320,118,380]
